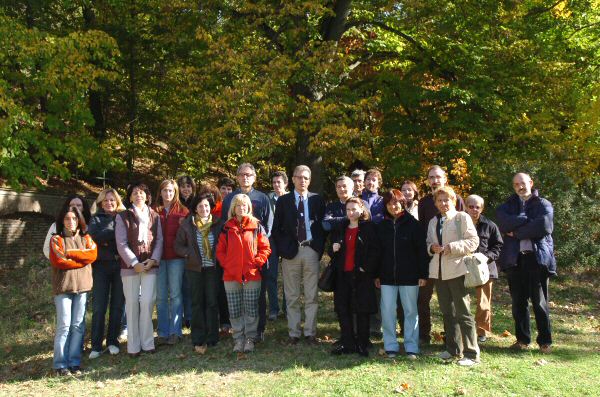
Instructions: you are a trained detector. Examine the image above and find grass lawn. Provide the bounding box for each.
[1,259,599,396]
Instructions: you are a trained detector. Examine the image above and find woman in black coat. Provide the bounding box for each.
[375,189,429,359]
[329,197,379,357]
[88,188,127,358]
[465,194,503,343]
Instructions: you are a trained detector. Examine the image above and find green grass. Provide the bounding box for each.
[1,259,599,396]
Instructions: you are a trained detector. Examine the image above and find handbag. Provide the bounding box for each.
[318,261,336,292]
[463,253,490,288]
[454,214,490,288]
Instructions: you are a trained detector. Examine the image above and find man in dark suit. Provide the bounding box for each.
[272,165,326,344]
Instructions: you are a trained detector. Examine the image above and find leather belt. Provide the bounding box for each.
[299,240,312,247]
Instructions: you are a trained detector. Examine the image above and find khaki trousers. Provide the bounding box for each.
[435,276,480,360]
[122,271,157,354]
[282,246,320,338]
[475,280,493,337]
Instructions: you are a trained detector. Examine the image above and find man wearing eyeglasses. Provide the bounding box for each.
[416,165,465,344]
[272,165,326,345]
[221,163,273,342]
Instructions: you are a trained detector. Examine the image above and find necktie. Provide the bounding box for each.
[297,195,307,242]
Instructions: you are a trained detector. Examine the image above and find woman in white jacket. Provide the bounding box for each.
[426,186,480,366]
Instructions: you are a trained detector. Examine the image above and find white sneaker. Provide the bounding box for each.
[89,350,101,359]
[438,351,454,360]
[108,345,120,355]
[457,358,479,367]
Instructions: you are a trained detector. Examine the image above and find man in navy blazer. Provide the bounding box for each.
[272,165,326,344]
[496,173,556,354]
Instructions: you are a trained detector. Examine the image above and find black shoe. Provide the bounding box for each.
[305,336,318,345]
[68,366,84,375]
[254,332,265,343]
[287,337,300,346]
[55,368,70,376]
[331,345,355,355]
[357,345,369,357]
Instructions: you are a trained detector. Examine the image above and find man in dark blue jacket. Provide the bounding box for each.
[496,173,556,354]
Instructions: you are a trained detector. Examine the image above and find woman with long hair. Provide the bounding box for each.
[88,188,127,359]
[116,182,163,357]
[155,179,189,345]
[49,204,97,375]
[216,194,271,353]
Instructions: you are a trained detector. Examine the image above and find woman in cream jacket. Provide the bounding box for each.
[426,186,480,366]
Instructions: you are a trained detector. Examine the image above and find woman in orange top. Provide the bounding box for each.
[49,203,97,375]
[216,194,271,354]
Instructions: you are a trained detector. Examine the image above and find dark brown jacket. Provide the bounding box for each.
[174,215,224,272]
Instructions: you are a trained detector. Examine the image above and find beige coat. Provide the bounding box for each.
[426,209,479,280]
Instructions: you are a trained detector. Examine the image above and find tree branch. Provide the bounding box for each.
[321,0,353,41]
[524,0,564,18]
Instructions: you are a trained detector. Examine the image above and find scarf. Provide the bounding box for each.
[195,214,213,260]
[133,204,150,244]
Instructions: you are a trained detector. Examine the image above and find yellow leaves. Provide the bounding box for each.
[552,1,572,19]
[394,382,411,393]
[501,330,512,337]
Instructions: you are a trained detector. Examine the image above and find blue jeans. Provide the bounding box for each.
[265,237,280,315]
[53,292,87,369]
[157,258,185,337]
[381,285,420,354]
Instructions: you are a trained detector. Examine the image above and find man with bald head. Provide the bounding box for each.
[496,173,556,354]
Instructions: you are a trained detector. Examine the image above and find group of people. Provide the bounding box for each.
[45,162,556,374]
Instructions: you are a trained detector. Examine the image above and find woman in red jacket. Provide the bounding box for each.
[216,194,271,354]
[155,179,189,345]
[49,204,97,375]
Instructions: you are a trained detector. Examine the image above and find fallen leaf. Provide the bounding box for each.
[323,335,331,341]
[455,386,467,395]
[176,353,187,360]
[236,352,247,361]
[548,301,556,308]
[535,359,548,366]
[96,381,106,389]
[501,330,512,337]
[433,331,445,342]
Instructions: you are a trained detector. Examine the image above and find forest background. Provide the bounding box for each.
[1,0,599,268]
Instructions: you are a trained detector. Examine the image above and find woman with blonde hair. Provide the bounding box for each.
[426,186,480,366]
[155,179,189,345]
[216,194,271,353]
[89,188,127,359]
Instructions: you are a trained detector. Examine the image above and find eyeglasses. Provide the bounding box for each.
[468,205,481,210]
[238,173,255,178]
[294,175,310,180]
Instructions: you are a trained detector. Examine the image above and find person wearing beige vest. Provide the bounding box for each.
[426,186,480,367]
[49,204,97,376]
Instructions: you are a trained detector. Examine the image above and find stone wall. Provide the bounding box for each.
[0,188,93,268]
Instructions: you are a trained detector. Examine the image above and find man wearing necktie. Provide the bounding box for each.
[272,165,326,345]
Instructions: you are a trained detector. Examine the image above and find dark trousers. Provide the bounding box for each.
[187,268,220,346]
[398,280,434,341]
[91,260,124,351]
[182,271,192,324]
[258,244,280,334]
[506,253,552,346]
[217,266,230,327]
[336,273,370,349]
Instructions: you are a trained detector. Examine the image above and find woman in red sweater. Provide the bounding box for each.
[216,194,271,354]
[49,203,97,375]
[155,179,189,345]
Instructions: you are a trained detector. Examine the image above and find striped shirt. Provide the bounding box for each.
[196,229,215,268]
